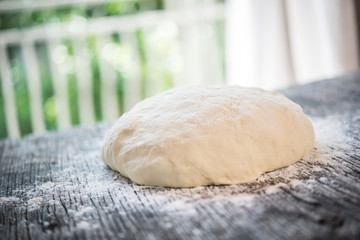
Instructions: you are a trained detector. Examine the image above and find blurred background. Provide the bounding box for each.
[0,0,359,139]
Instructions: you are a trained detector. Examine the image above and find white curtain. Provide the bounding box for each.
[226,0,359,89]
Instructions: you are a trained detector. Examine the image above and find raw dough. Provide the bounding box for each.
[102,86,315,187]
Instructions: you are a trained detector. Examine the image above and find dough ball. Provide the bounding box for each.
[102,86,315,187]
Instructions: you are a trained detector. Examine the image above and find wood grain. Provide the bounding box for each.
[1,72,360,240]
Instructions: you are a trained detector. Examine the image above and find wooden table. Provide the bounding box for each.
[1,73,360,240]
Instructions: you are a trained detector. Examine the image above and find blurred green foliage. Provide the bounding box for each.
[112,33,126,115]
[87,35,103,122]
[36,42,57,130]
[0,0,165,139]
[0,0,164,30]
[0,73,7,137]
[8,45,33,136]
[0,0,225,139]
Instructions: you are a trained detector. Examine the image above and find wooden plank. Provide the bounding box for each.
[0,45,20,138]
[48,40,71,130]
[0,72,360,239]
[165,0,219,86]
[0,3,225,45]
[177,24,204,85]
[21,41,46,134]
[0,0,137,12]
[169,0,224,85]
[141,28,158,97]
[119,32,142,112]
[96,35,119,121]
[72,37,95,125]
[198,21,224,85]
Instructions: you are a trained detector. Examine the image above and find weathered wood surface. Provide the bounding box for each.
[1,72,360,240]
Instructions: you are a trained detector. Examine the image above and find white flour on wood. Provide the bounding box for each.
[0,115,356,231]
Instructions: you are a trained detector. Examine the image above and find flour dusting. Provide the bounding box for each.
[0,197,20,203]
[77,221,91,230]
[0,115,356,231]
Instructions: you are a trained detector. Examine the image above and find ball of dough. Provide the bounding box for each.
[102,86,315,187]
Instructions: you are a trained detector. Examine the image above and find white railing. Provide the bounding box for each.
[0,1,225,138]
[0,0,137,12]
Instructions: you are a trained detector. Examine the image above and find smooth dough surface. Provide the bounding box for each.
[102,86,315,187]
